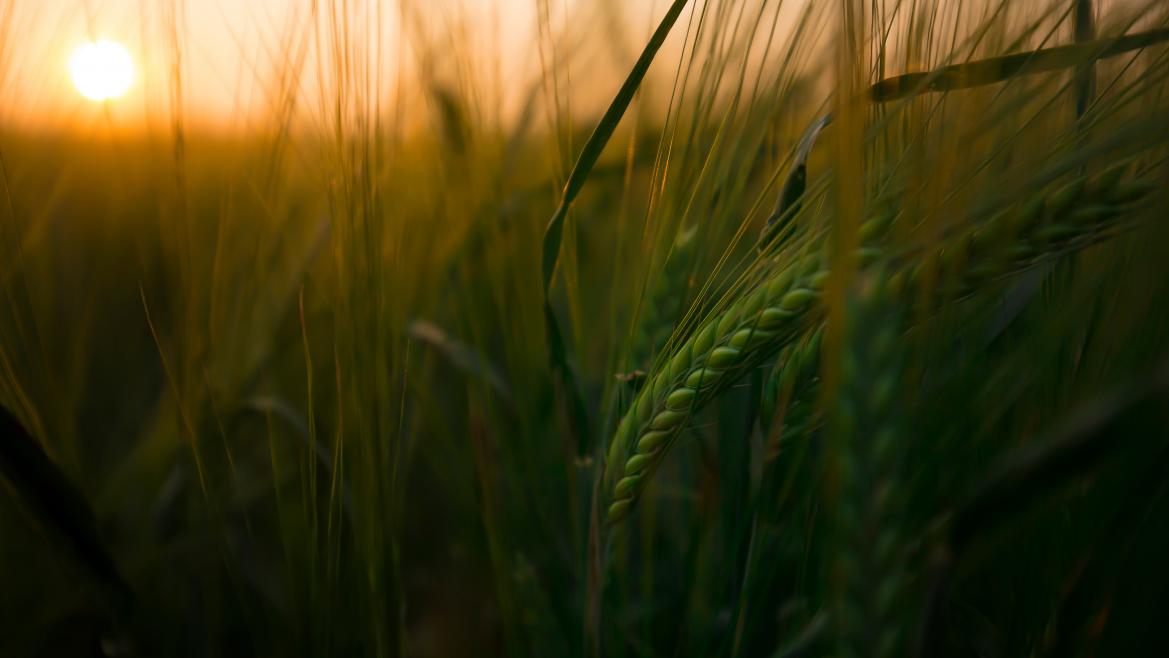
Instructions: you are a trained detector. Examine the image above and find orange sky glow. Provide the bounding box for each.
[0,0,674,135]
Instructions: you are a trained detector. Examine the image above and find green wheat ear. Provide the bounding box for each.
[602,212,895,524]
[602,166,1155,525]
[761,325,823,440]
[828,276,910,658]
[629,227,698,370]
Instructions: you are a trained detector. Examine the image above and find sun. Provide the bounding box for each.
[70,40,134,102]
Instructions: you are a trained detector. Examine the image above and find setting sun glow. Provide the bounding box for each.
[69,40,133,101]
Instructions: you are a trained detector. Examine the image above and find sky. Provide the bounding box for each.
[3,0,288,128]
[0,0,665,133]
[1,0,1157,134]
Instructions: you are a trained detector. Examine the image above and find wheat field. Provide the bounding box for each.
[1,0,1168,656]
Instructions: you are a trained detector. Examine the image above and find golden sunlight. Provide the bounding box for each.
[69,40,133,102]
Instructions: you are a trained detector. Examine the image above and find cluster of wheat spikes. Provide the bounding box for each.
[603,165,1155,523]
[575,1,1169,651]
